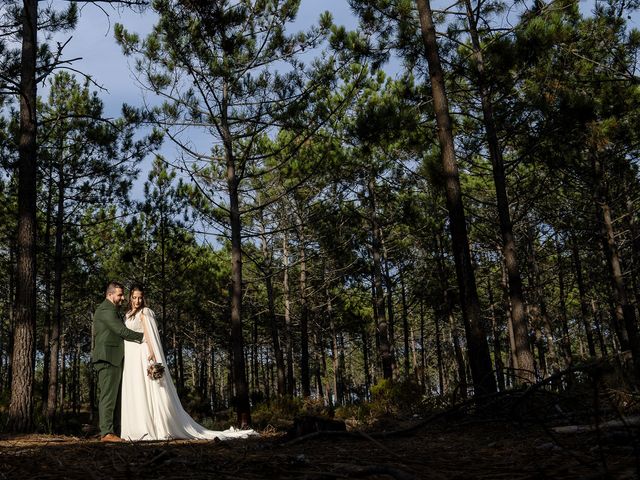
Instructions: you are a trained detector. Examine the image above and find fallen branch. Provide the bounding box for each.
[552,416,640,434]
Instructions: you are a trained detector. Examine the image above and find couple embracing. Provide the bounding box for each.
[91,281,255,442]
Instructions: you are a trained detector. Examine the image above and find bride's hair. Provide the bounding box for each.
[127,284,146,318]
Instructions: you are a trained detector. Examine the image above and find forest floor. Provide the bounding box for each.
[0,411,638,480]
[2,367,640,480]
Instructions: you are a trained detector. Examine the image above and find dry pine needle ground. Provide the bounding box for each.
[0,418,637,480]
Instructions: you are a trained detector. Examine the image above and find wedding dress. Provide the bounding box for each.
[121,307,256,441]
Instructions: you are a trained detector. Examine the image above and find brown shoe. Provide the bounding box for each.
[101,433,123,443]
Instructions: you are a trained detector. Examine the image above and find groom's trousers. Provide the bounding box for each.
[94,361,123,436]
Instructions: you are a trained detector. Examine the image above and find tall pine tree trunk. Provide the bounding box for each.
[416,0,496,395]
[556,237,573,367]
[313,333,324,400]
[9,0,38,433]
[282,233,295,396]
[208,342,216,410]
[59,333,66,411]
[593,154,640,373]
[434,308,445,394]
[222,80,250,426]
[419,300,428,391]
[487,279,505,391]
[570,237,597,357]
[623,182,640,317]
[41,162,54,415]
[159,202,167,346]
[298,243,311,397]
[501,260,517,387]
[400,266,411,377]
[368,178,393,379]
[448,302,468,400]
[361,325,371,399]
[260,227,286,397]
[525,227,557,376]
[47,163,65,424]
[329,294,341,405]
[590,299,609,356]
[463,0,535,384]
[434,231,449,395]
[382,241,397,376]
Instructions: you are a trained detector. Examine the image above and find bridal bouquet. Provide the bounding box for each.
[147,362,165,380]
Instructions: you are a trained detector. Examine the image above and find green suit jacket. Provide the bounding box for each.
[91,298,144,366]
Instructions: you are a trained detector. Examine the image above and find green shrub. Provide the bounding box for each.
[334,403,371,423]
[250,396,304,430]
[369,378,424,416]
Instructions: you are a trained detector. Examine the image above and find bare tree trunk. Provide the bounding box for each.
[525,227,557,377]
[400,266,411,377]
[531,319,546,379]
[260,227,286,397]
[487,279,505,391]
[556,237,573,368]
[250,317,258,396]
[282,234,294,396]
[320,341,332,407]
[88,332,96,420]
[329,301,341,405]
[266,271,286,397]
[623,182,640,317]
[222,80,250,426]
[409,323,419,382]
[59,333,66,412]
[448,295,468,400]
[47,161,65,424]
[313,333,324,400]
[6,246,15,392]
[419,300,428,391]
[41,162,54,416]
[368,178,393,379]
[72,340,80,414]
[416,0,496,395]
[0,274,6,391]
[434,232,449,395]
[171,330,178,388]
[362,326,371,399]
[9,0,38,433]
[209,342,216,411]
[434,309,445,395]
[299,244,311,397]
[593,154,640,373]
[590,299,609,357]
[570,237,597,357]
[382,241,397,376]
[261,348,270,403]
[178,333,185,394]
[463,0,535,384]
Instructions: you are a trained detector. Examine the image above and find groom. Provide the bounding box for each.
[91,281,144,442]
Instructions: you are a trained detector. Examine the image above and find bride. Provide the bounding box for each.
[121,285,255,441]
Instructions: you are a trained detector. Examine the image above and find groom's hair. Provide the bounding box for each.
[106,281,124,295]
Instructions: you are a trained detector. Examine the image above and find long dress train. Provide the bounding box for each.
[121,307,255,441]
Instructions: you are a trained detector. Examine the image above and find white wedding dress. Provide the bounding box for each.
[121,307,256,441]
